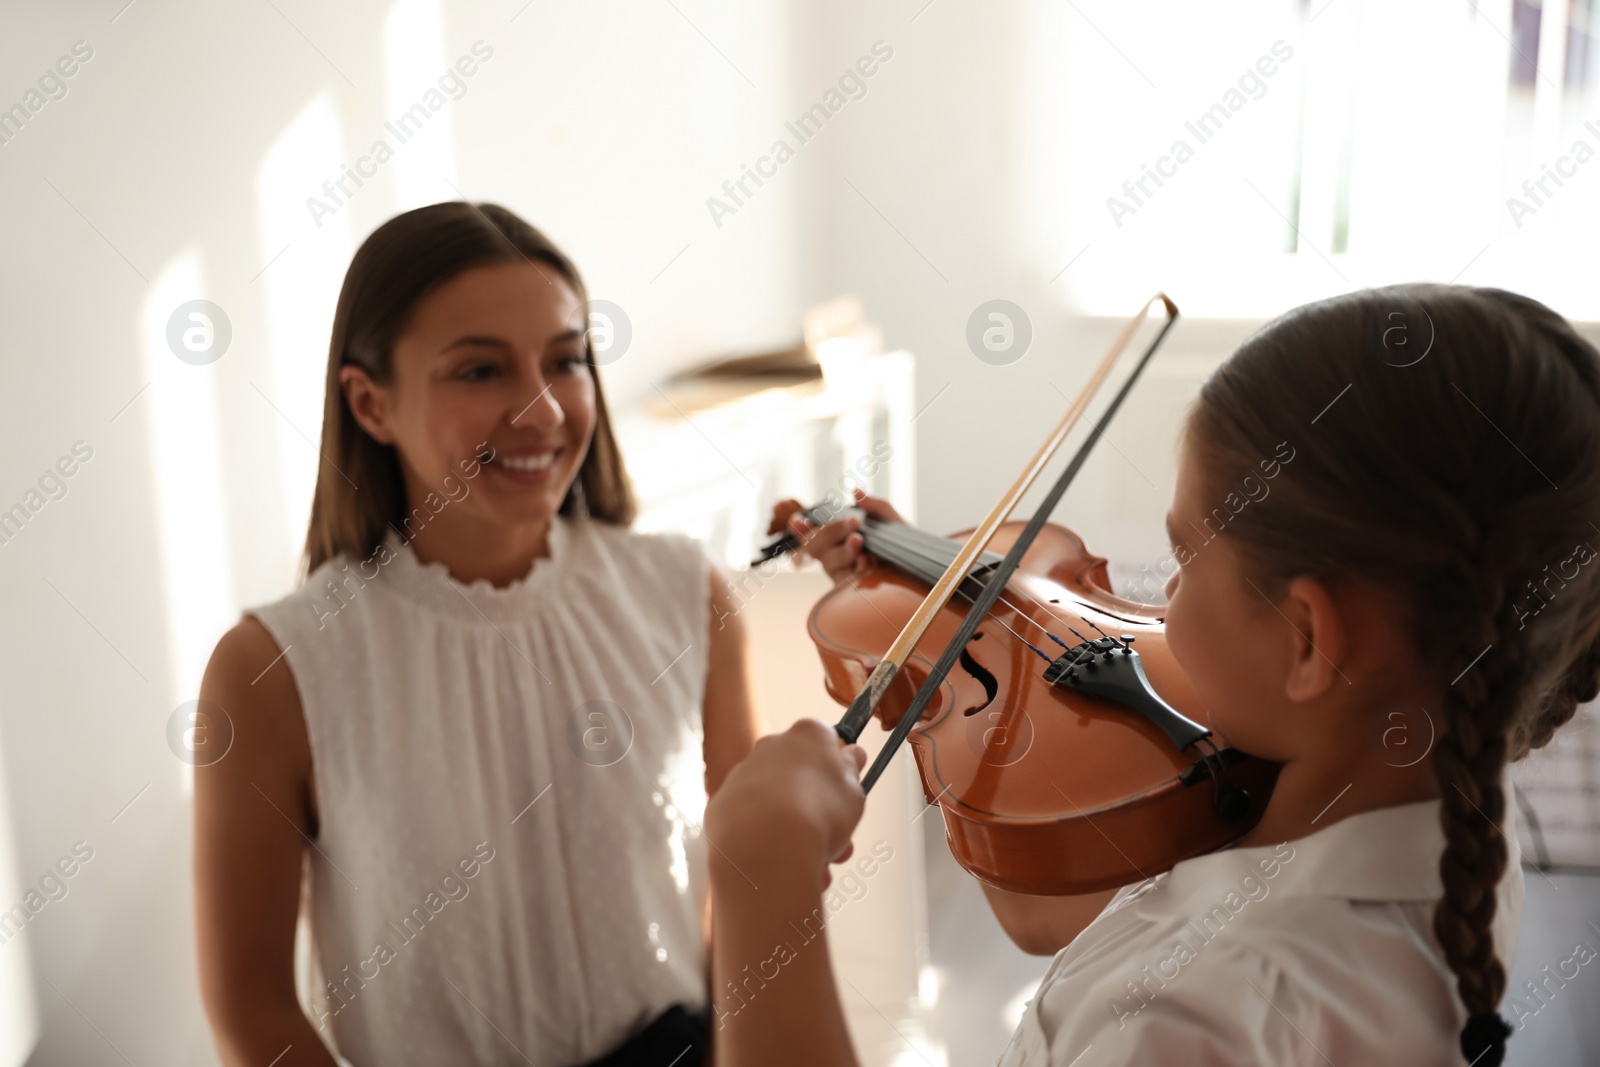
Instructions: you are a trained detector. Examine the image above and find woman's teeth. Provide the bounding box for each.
[497,452,556,471]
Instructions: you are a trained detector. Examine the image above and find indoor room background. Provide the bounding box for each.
[0,0,1597,1064]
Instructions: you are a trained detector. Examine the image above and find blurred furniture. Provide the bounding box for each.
[741,571,939,1066]
[616,298,914,570]
[616,298,938,1063]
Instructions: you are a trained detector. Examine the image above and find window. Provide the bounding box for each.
[1035,0,1600,318]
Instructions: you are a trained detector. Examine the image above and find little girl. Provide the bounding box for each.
[194,202,756,1066]
[710,284,1600,1066]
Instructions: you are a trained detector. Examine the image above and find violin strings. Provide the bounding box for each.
[855,517,1231,781]
[946,584,1054,663]
[1082,616,1133,649]
[862,516,1134,662]
[863,520,1066,636]
[846,519,1057,660]
[1030,596,1132,653]
[860,515,1150,696]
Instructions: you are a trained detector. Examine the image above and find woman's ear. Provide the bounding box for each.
[1280,574,1348,703]
[339,365,396,445]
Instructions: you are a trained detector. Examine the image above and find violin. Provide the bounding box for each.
[754,294,1279,896]
[762,504,1279,895]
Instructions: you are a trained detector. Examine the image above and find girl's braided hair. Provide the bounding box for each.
[1187,284,1600,1065]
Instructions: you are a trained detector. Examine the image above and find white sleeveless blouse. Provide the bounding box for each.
[245,517,712,1067]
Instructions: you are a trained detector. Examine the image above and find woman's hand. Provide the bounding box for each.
[769,489,906,585]
[704,718,867,890]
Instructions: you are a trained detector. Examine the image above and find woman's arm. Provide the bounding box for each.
[979,883,1118,956]
[699,563,763,1007]
[194,617,338,1067]
[702,563,760,796]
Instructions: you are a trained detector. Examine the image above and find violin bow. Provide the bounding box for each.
[835,293,1180,793]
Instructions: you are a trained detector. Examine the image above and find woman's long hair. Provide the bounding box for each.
[1187,283,1600,1067]
[302,201,634,577]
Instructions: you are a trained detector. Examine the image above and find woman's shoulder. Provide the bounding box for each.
[568,518,711,584]
[242,555,363,642]
[247,553,354,605]
[208,612,294,690]
[575,516,705,556]
[201,612,312,765]
[568,519,713,634]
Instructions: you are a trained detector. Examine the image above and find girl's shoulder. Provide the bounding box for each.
[1059,926,1462,1065]
[1012,896,1468,1065]
[1021,800,1520,1064]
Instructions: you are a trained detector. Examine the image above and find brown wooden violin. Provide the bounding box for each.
[754,295,1280,896]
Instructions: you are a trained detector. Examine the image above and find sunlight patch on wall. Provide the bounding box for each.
[140,251,236,741]
[256,92,354,566]
[384,0,458,212]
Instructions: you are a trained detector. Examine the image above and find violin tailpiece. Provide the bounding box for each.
[1041,636,1211,751]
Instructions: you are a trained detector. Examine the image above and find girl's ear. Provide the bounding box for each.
[1280,574,1347,703]
[340,365,397,445]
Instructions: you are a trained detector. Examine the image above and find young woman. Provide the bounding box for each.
[194,202,758,1067]
[709,284,1600,1066]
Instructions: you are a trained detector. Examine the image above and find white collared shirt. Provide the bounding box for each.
[997,799,1524,1066]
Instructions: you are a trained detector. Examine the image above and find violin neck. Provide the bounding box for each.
[842,509,1007,588]
[785,502,1004,586]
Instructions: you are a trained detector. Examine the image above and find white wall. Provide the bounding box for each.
[787,0,1600,551]
[781,0,1245,547]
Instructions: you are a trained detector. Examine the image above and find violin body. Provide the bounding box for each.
[807,518,1280,896]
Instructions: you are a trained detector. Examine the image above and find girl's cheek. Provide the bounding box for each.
[1162,579,1195,676]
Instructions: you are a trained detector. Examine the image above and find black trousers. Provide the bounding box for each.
[583,1003,710,1067]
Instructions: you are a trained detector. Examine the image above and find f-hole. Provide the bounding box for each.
[959,631,999,716]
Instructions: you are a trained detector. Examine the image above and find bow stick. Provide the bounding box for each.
[834,293,1180,792]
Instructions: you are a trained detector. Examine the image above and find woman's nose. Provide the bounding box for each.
[512,379,564,431]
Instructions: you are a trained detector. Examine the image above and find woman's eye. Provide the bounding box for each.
[554,353,589,373]
[459,362,499,381]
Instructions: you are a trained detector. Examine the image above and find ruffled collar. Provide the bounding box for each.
[373,518,570,625]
